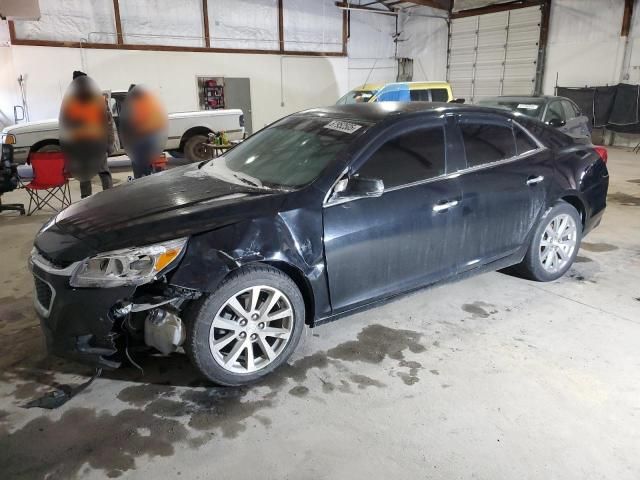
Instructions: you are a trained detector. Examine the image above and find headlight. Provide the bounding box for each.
[70,238,188,288]
[2,133,16,145]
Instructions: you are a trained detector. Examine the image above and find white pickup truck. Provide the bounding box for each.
[1,90,245,163]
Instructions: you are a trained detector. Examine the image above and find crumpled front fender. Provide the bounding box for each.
[167,208,331,321]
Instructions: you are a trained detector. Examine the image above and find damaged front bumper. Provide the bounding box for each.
[30,251,136,369]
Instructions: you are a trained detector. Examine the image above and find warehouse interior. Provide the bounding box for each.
[1,0,639,479]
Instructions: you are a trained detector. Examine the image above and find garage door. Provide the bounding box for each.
[447,5,542,103]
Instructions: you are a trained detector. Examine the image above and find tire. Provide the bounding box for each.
[517,200,582,282]
[183,134,212,162]
[29,143,61,162]
[185,265,306,386]
[36,143,61,153]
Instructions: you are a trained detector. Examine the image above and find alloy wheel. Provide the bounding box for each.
[539,213,577,273]
[208,285,294,374]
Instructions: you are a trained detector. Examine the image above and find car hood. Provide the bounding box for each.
[3,118,59,135]
[34,164,286,264]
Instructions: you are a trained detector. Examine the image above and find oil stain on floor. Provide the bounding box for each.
[0,407,193,480]
[461,301,498,319]
[581,242,618,252]
[326,324,426,386]
[607,192,640,206]
[0,323,429,479]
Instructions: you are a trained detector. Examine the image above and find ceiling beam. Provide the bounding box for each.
[112,0,123,45]
[451,0,543,19]
[622,0,634,36]
[402,0,452,10]
[335,2,398,15]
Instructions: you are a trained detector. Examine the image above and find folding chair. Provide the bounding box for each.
[24,152,72,216]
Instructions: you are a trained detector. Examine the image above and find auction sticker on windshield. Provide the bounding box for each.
[324,120,362,134]
[517,104,540,110]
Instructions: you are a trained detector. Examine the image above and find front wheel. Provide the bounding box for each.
[185,265,305,386]
[36,143,61,153]
[517,201,582,282]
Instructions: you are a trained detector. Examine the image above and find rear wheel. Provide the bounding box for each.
[185,265,305,386]
[517,201,582,281]
[183,134,212,162]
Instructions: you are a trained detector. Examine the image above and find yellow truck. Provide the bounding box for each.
[336,81,454,104]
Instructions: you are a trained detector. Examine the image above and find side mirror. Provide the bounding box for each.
[13,105,25,122]
[449,98,465,104]
[547,118,566,127]
[334,176,384,200]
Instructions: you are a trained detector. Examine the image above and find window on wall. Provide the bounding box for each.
[207,0,279,50]
[357,127,446,188]
[11,0,345,55]
[119,0,204,47]
[283,0,343,53]
[13,0,117,43]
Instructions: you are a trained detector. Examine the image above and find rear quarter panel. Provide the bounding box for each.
[551,144,609,230]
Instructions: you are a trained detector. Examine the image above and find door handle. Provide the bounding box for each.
[433,199,459,212]
[526,175,544,185]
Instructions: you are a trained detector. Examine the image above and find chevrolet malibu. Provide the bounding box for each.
[30,103,609,386]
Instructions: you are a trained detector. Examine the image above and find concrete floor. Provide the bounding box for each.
[1,149,639,480]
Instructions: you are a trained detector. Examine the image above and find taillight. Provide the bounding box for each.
[239,114,245,127]
[594,146,608,164]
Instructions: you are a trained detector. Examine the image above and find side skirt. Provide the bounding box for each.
[312,249,525,327]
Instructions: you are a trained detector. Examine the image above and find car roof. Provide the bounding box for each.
[351,81,451,93]
[380,81,451,90]
[480,95,569,102]
[299,102,511,123]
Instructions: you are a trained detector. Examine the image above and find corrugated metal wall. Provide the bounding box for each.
[447,6,542,102]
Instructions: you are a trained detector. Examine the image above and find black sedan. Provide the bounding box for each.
[477,95,592,143]
[30,103,609,385]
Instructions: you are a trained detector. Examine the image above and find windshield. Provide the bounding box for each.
[198,116,367,188]
[478,99,544,118]
[336,89,377,104]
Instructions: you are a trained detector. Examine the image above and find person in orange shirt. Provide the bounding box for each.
[120,84,168,178]
[59,71,113,198]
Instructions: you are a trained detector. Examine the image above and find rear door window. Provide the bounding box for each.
[409,89,431,101]
[561,100,579,119]
[514,125,538,155]
[459,121,516,167]
[431,89,449,102]
[357,126,446,188]
[544,101,566,123]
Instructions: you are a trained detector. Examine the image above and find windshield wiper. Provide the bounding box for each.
[231,173,262,188]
